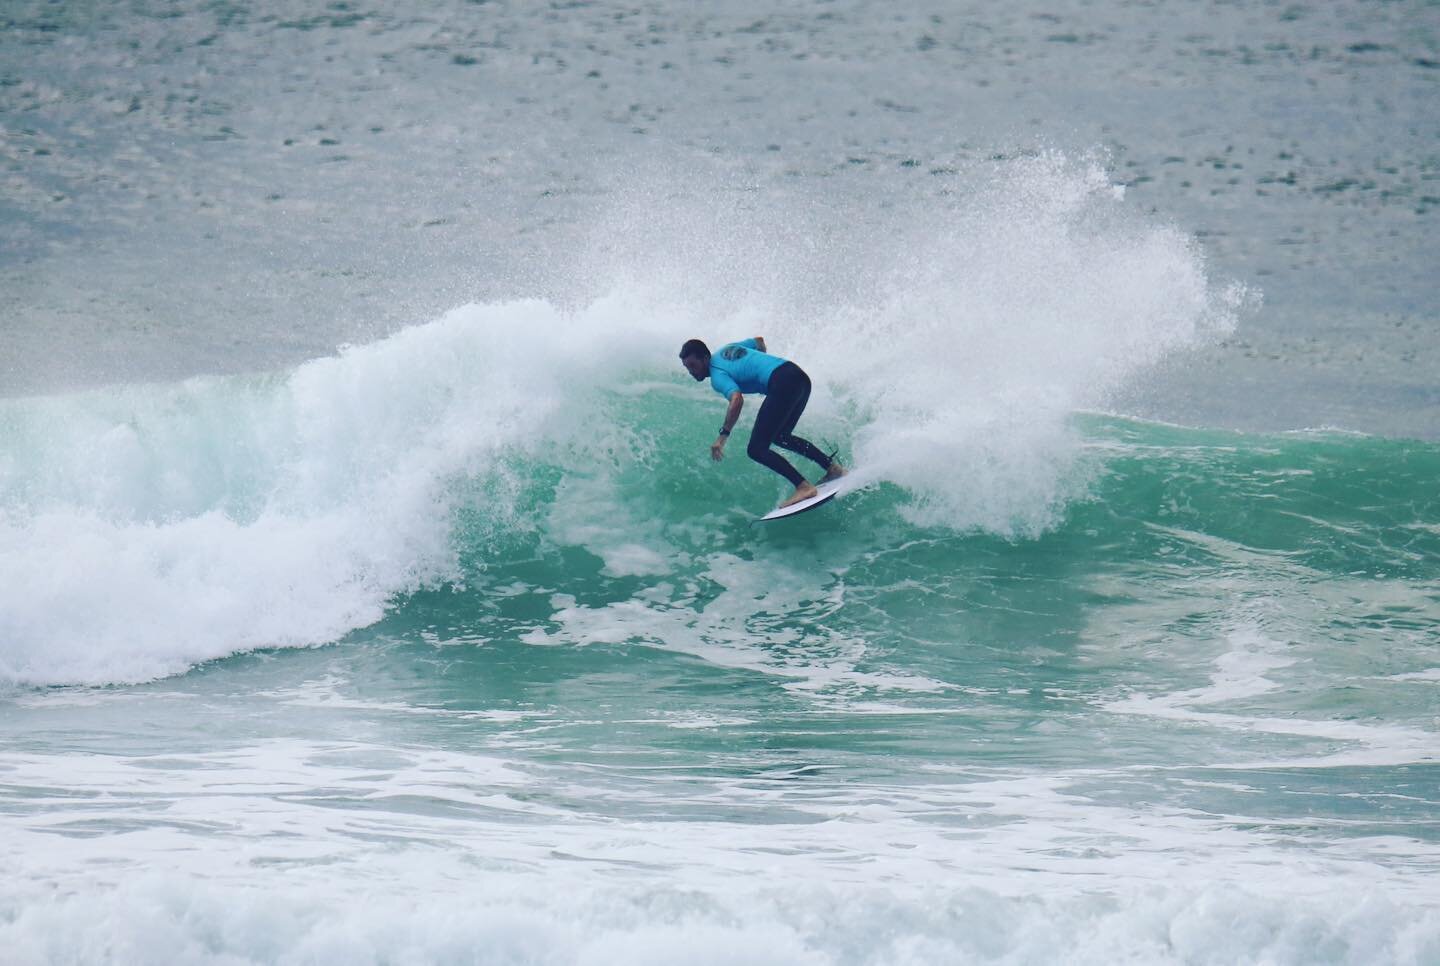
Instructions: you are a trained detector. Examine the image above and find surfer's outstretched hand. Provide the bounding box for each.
[711,436,727,462]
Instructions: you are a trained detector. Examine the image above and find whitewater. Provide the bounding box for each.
[2,1,1437,963]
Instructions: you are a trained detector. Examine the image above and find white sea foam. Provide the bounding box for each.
[1389,669,1440,683]
[801,154,1248,536]
[2,737,1436,965]
[4,874,1436,966]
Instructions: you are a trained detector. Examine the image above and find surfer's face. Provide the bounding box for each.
[682,355,709,381]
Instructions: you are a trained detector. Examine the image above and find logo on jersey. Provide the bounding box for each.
[720,346,748,361]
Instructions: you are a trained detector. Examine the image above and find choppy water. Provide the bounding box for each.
[2,1,1437,963]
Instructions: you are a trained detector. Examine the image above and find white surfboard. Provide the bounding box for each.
[757,476,848,522]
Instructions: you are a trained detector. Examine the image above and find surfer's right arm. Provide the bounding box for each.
[711,392,743,461]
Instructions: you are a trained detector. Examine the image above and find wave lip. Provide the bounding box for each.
[0,299,637,686]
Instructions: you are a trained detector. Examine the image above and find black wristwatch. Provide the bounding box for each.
[718,427,731,436]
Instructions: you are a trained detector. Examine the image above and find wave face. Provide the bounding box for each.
[0,155,1256,686]
[6,331,1436,689]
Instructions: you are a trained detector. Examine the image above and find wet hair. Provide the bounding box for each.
[679,339,710,361]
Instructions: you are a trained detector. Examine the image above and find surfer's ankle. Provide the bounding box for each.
[821,462,846,482]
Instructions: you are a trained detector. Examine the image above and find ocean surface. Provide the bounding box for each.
[2,1,1437,963]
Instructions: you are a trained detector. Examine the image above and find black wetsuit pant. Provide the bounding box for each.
[747,362,834,487]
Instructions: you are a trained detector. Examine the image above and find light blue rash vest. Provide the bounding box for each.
[709,339,788,398]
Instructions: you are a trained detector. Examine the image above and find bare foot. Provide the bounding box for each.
[820,461,847,485]
[777,481,818,508]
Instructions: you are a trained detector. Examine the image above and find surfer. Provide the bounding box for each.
[679,337,845,509]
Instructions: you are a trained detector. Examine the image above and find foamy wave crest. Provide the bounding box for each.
[796,153,1249,536]
[3,874,1434,966]
[0,299,666,686]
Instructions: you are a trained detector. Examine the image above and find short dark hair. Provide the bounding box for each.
[679,339,710,361]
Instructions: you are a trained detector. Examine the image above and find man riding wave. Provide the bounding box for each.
[679,336,845,509]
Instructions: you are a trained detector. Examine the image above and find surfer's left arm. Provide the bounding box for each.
[712,392,743,461]
[753,336,766,352]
